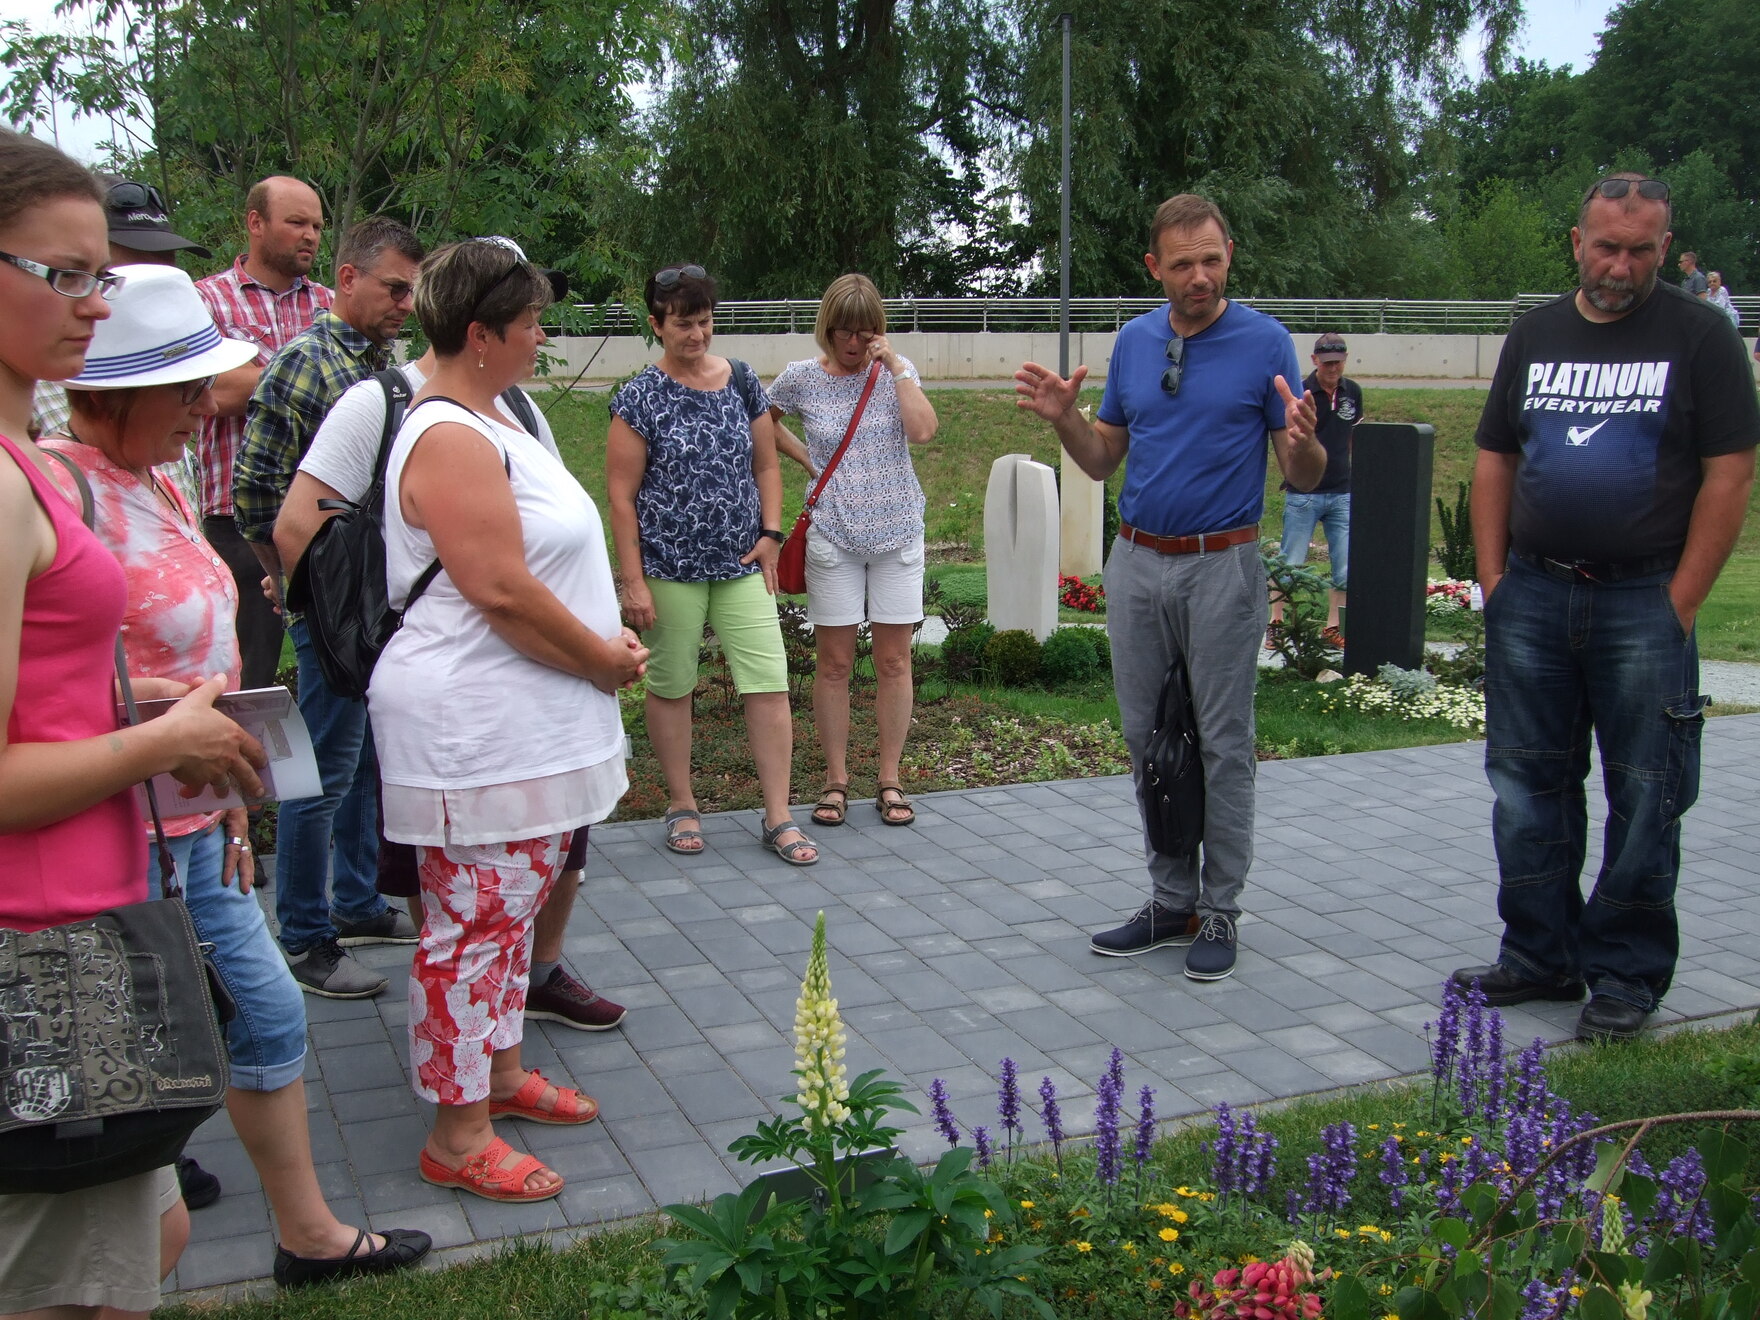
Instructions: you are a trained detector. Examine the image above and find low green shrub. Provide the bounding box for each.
[985,628,1043,687]
[941,622,995,682]
[1040,626,1101,686]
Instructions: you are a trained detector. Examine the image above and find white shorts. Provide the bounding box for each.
[805,530,926,627]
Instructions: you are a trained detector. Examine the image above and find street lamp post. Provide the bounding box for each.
[1059,10,1072,378]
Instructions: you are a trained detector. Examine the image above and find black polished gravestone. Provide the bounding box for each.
[1343,422,1435,676]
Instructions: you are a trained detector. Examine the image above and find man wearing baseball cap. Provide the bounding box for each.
[1270,333,1363,646]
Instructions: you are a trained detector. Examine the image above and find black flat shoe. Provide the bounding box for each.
[176,1155,221,1210]
[1577,994,1650,1043]
[273,1226,433,1289]
[1450,962,1586,1007]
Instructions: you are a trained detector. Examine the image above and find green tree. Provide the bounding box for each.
[2,0,670,292]
[1441,178,1576,299]
[627,0,1018,297]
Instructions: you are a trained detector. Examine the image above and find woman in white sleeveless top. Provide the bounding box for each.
[368,240,647,1203]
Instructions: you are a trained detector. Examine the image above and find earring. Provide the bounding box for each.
[478,355,486,370]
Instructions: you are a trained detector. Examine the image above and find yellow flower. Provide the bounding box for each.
[1152,1202,1180,1217]
[1019,1200,1035,1210]
[1569,1287,1585,1299]
[1393,1122,1406,1130]
[983,1208,994,1219]
[1175,1186,1195,1197]
[1358,1225,1382,1235]
[1070,1206,1091,1219]
[1367,1123,1380,1130]
[1617,1281,1654,1319]
[1158,1227,1179,1242]
[1121,1241,1137,1254]
[1238,1254,1260,1265]
[1074,1241,1092,1253]
[1336,1228,1353,1238]
[1147,1278,1164,1292]
[1198,1192,1215,1202]
[1460,1136,1473,1145]
[1416,1130,1430,1137]
[1168,1263,1185,1276]
[1380,1285,1394,1296]
[1384,1313,1401,1320]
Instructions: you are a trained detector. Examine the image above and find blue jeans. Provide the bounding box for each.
[1483,554,1707,1012]
[1279,491,1350,589]
[170,823,308,1090]
[275,618,390,954]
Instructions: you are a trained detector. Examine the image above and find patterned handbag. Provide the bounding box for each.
[0,455,232,1195]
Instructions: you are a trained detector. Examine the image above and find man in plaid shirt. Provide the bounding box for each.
[195,176,332,689]
[234,215,426,999]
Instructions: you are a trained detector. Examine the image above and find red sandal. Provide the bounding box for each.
[488,1069,599,1125]
[418,1137,561,1202]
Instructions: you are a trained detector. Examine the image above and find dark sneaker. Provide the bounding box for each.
[334,908,420,947]
[1450,962,1586,1007]
[176,1155,221,1210]
[1183,914,1238,981]
[1089,902,1199,957]
[525,968,627,1031]
[273,1226,432,1289]
[1576,995,1650,1043]
[288,940,388,999]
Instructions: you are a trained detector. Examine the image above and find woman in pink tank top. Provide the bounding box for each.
[0,130,267,1319]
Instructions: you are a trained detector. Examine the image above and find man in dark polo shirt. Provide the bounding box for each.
[1272,332,1362,646]
[1016,193,1323,982]
[1452,172,1759,1041]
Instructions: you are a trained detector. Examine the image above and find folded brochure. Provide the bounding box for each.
[123,685,322,811]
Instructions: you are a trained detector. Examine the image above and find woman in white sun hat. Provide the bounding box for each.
[42,262,432,1289]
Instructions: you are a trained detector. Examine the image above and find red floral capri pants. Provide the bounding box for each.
[408,833,564,1105]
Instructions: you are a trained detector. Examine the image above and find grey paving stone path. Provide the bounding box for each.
[169,714,1760,1301]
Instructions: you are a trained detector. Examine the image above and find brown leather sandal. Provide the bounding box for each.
[812,783,849,827]
[876,781,916,827]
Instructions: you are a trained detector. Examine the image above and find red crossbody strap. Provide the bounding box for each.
[801,361,883,514]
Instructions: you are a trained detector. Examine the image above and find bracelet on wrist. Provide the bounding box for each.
[759,529,784,543]
[892,367,913,382]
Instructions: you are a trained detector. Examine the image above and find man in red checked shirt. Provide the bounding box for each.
[194,176,331,689]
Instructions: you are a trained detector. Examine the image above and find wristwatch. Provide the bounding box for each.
[759,529,784,543]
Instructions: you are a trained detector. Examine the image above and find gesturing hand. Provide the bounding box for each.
[1014,361,1089,423]
[1274,375,1319,447]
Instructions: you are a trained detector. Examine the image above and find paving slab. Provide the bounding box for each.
[170,714,1760,1298]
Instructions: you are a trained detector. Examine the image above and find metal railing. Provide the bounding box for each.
[560,295,1760,337]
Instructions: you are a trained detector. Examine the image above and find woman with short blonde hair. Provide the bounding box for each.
[769,273,937,828]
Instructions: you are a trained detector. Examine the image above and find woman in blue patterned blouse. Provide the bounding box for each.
[607,265,819,866]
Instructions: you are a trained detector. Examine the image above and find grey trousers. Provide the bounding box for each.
[1105,535,1265,918]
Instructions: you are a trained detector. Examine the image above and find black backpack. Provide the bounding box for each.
[1139,654,1205,857]
[284,372,536,699]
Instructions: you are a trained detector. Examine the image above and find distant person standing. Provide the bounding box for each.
[1707,272,1739,327]
[1678,249,1708,298]
[1270,332,1361,646]
[194,176,332,689]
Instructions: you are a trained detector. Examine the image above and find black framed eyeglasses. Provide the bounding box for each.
[106,180,169,213]
[0,249,126,300]
[176,375,217,406]
[1161,333,1187,396]
[653,264,706,289]
[1585,177,1670,205]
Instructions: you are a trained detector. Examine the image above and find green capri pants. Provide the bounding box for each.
[644,571,789,699]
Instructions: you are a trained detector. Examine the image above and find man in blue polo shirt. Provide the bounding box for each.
[1015,193,1323,981]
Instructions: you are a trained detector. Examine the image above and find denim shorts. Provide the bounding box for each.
[644,572,788,699]
[170,822,309,1091]
[1279,491,1350,590]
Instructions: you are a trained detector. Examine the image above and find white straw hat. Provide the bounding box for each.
[62,264,258,390]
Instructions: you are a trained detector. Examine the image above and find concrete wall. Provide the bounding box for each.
[535,330,1507,384]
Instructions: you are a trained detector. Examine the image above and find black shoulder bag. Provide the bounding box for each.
[0,454,232,1194]
[1139,654,1206,858]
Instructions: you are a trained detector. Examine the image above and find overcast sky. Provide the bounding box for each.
[1,0,1621,166]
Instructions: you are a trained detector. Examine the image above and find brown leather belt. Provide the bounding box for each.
[1119,522,1260,556]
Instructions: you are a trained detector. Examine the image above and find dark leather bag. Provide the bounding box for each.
[0,455,232,1194]
[1139,654,1205,857]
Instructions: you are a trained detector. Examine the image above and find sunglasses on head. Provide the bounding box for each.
[653,264,706,289]
[106,180,169,214]
[1585,177,1670,204]
[1161,333,1187,397]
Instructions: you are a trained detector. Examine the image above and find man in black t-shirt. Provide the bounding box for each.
[1271,333,1362,644]
[1452,173,1759,1043]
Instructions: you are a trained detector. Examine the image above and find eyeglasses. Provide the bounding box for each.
[106,181,168,214]
[831,327,876,341]
[176,375,217,405]
[0,249,126,300]
[1584,177,1670,205]
[653,264,706,289]
[364,270,415,303]
[1161,333,1187,396]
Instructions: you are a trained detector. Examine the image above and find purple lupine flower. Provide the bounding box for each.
[1458,985,1487,1118]
[1297,1120,1357,1217]
[1624,1148,1655,1180]
[1106,1046,1126,1097]
[1509,1038,1548,1118]
[997,1057,1022,1152]
[1654,1149,1715,1246]
[1134,1085,1157,1169]
[930,1078,960,1148]
[1482,1010,1505,1121]
[973,1124,993,1170]
[1378,1135,1408,1212]
[1248,1124,1279,1198]
[1093,1071,1122,1187]
[1430,980,1463,1084]
[1504,1112,1543,1181]
[1436,1153,1464,1217]
[1285,1187,1302,1224]
[1038,1076,1064,1170]
[1205,1103,1241,1197]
